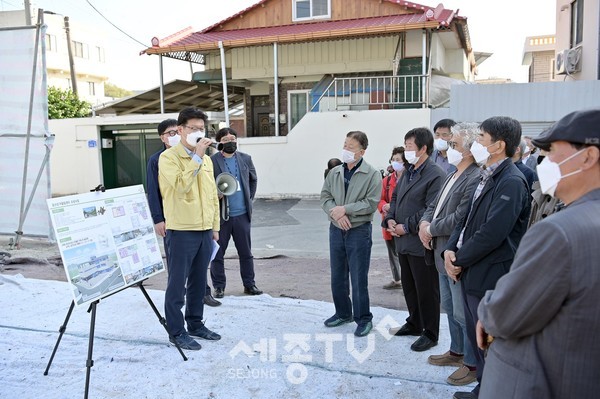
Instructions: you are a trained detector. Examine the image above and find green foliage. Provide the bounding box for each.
[47,86,91,119]
[104,82,133,98]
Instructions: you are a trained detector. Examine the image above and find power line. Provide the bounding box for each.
[85,0,147,47]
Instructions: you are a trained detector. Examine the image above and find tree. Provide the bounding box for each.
[47,86,91,119]
[104,82,133,98]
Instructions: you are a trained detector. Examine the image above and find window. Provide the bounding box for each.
[293,0,330,21]
[88,82,96,96]
[570,0,584,47]
[72,41,89,59]
[45,34,57,52]
[96,46,104,62]
[288,90,310,130]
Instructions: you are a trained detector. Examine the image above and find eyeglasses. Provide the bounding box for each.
[183,125,205,133]
[448,141,457,149]
[162,129,178,137]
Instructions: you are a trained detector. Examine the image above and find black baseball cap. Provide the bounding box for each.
[533,109,600,151]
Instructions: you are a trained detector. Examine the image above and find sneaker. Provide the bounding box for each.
[324,314,353,327]
[214,288,225,298]
[188,323,221,341]
[354,321,373,337]
[447,365,477,386]
[428,350,464,367]
[169,332,201,350]
[383,280,402,290]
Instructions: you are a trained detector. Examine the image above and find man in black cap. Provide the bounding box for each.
[475,108,600,398]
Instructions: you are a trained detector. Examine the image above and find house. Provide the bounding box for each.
[142,0,477,137]
[522,35,556,82]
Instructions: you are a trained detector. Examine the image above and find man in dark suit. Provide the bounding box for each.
[431,118,457,174]
[522,136,539,169]
[146,118,221,307]
[384,127,446,352]
[476,109,600,399]
[444,116,531,399]
[210,127,261,297]
[419,123,481,386]
[512,139,538,192]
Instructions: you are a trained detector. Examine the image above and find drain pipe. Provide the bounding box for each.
[273,42,279,136]
[218,41,230,127]
[422,29,427,108]
[159,55,165,114]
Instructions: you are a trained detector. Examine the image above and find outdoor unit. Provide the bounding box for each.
[556,46,583,75]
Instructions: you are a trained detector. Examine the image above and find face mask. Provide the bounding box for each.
[524,146,531,155]
[167,134,181,148]
[222,141,237,154]
[446,147,464,166]
[391,161,404,172]
[536,149,584,197]
[470,141,494,166]
[404,150,420,165]
[341,149,357,164]
[185,131,204,147]
[434,138,449,152]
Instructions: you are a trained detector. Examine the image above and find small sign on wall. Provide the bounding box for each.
[87,140,97,148]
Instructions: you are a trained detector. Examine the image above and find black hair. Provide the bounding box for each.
[433,119,456,132]
[389,146,407,166]
[404,127,434,156]
[157,118,177,135]
[177,107,208,126]
[479,116,521,158]
[216,127,238,142]
[346,131,369,150]
[327,158,342,169]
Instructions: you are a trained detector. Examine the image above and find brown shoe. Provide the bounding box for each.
[383,280,402,290]
[447,365,477,386]
[428,350,464,367]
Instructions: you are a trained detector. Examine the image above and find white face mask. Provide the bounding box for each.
[167,134,181,147]
[446,147,464,166]
[391,161,404,172]
[536,149,584,197]
[185,131,204,147]
[404,150,420,165]
[523,146,531,156]
[434,138,449,152]
[341,149,357,164]
[470,141,494,166]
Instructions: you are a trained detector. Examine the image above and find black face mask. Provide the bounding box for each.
[537,155,545,165]
[222,141,237,154]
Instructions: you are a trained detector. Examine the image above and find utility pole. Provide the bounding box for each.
[64,16,78,96]
[24,0,32,25]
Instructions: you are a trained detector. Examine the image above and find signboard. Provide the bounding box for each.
[47,185,165,306]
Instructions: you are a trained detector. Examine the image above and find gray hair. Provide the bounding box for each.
[516,139,527,160]
[450,122,480,150]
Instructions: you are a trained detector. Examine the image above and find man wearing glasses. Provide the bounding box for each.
[432,119,457,174]
[147,119,221,308]
[158,108,221,350]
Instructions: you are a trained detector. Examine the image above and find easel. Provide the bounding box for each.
[43,280,187,399]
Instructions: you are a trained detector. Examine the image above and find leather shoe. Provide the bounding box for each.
[389,323,421,336]
[214,288,225,298]
[410,335,438,352]
[203,293,221,307]
[453,392,478,399]
[244,285,263,295]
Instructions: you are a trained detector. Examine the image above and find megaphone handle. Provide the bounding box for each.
[221,196,230,221]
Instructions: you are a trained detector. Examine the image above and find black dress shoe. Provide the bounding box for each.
[410,335,438,352]
[214,288,225,298]
[203,293,221,307]
[244,285,263,295]
[453,391,478,399]
[390,323,422,336]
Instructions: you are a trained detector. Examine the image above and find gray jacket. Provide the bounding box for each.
[478,188,600,399]
[320,160,381,228]
[421,163,481,274]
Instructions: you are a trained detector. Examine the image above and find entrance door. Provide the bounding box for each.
[252,95,271,137]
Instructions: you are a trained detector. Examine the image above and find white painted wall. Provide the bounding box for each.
[238,109,431,198]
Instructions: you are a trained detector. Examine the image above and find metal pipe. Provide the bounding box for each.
[64,16,78,96]
[159,55,165,113]
[421,29,427,108]
[218,41,230,127]
[273,42,279,136]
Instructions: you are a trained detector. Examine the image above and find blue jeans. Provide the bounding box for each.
[439,273,476,367]
[164,229,212,336]
[329,222,373,325]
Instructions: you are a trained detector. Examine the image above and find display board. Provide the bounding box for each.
[47,185,165,306]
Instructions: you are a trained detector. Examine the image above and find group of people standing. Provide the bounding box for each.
[320,110,600,398]
[146,107,262,351]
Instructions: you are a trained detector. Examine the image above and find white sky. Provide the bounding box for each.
[1,0,556,90]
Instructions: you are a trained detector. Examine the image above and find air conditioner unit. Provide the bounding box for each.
[556,46,582,75]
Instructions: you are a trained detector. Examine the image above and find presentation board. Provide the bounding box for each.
[47,185,165,306]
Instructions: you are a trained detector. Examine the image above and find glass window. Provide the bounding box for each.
[45,34,57,52]
[88,82,96,96]
[570,0,584,47]
[288,90,310,130]
[293,0,330,21]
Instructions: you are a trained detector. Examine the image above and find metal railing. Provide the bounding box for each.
[310,74,428,112]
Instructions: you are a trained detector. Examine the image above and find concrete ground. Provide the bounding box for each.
[0,199,407,311]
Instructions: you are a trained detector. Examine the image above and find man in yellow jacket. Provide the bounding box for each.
[158,107,221,350]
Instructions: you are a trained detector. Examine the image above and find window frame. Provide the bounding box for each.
[287,89,311,130]
[292,0,331,22]
[570,0,584,47]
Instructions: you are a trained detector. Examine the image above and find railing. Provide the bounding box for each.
[310,74,428,112]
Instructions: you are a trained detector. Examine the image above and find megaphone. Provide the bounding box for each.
[215,172,238,196]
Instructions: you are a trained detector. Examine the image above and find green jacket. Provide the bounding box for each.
[320,160,382,228]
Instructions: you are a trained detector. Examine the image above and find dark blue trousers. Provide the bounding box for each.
[165,231,211,295]
[165,229,212,336]
[211,213,255,289]
[462,284,486,396]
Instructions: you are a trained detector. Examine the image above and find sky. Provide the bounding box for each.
[1,273,468,398]
[0,0,556,91]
